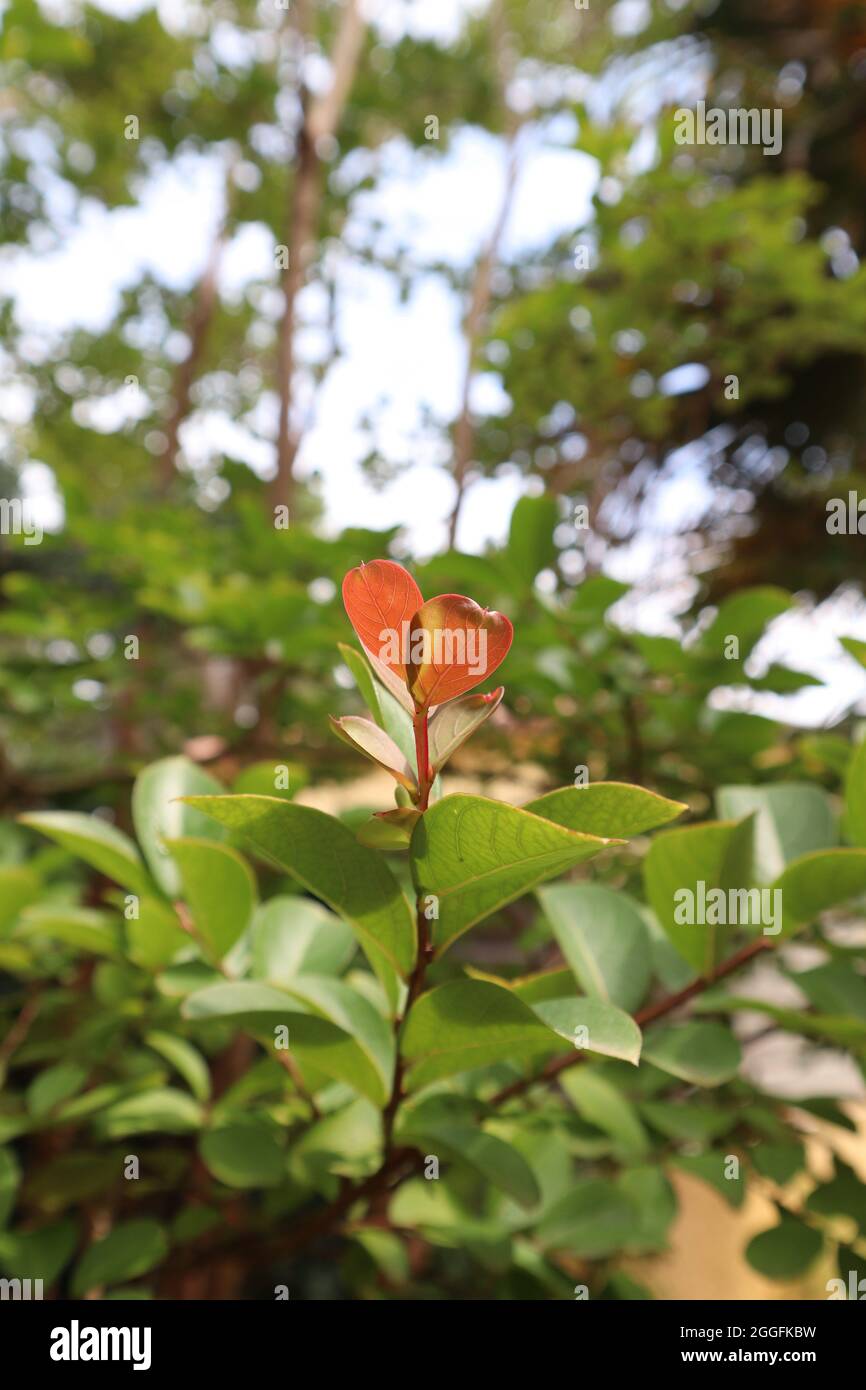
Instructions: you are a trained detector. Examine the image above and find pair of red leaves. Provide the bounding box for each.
[341,559,513,711]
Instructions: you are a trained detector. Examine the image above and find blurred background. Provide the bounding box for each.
[2,0,866,1297]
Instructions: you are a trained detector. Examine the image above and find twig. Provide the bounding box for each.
[489,935,773,1106]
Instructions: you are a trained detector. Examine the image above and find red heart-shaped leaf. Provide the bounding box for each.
[342,559,424,686]
[406,594,513,709]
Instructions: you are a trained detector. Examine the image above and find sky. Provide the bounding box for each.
[2,0,865,726]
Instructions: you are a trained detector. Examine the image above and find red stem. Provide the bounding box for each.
[413,708,432,811]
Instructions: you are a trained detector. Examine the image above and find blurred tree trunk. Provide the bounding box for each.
[271,0,366,516]
[447,0,522,549]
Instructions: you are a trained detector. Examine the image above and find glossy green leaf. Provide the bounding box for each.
[530,996,642,1065]
[644,817,755,974]
[17,905,123,958]
[167,836,257,960]
[559,1069,649,1157]
[401,978,638,1090]
[199,1122,285,1189]
[182,981,391,1105]
[249,896,355,986]
[125,895,188,970]
[329,715,418,793]
[338,641,384,723]
[17,812,150,895]
[144,1031,211,1103]
[716,783,836,883]
[132,757,228,898]
[399,1118,540,1209]
[181,795,415,981]
[642,1021,741,1086]
[527,782,686,838]
[94,1088,204,1138]
[410,794,614,954]
[427,688,504,775]
[775,849,866,932]
[401,979,561,1089]
[538,883,651,1012]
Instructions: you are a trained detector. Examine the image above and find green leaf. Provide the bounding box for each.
[644,817,755,974]
[330,716,418,793]
[26,1063,88,1119]
[125,895,188,970]
[640,1101,734,1142]
[427,688,504,775]
[144,1031,211,1103]
[527,783,686,838]
[670,1152,746,1208]
[94,1088,204,1138]
[17,905,123,958]
[791,962,866,1021]
[181,795,415,981]
[841,636,866,669]
[716,783,836,883]
[559,1069,649,1156]
[182,981,391,1105]
[167,837,257,960]
[132,757,228,898]
[401,978,561,1089]
[71,1220,168,1296]
[0,1217,79,1286]
[249,896,355,985]
[398,1119,540,1209]
[338,641,383,723]
[401,978,639,1090]
[745,1213,822,1279]
[618,1166,677,1252]
[410,795,614,955]
[199,1122,285,1189]
[0,866,40,934]
[0,1148,20,1228]
[17,812,150,895]
[696,587,792,660]
[806,1160,866,1233]
[280,975,394,1102]
[845,738,866,847]
[536,1179,636,1256]
[642,1021,741,1086]
[774,849,866,932]
[538,883,651,1012]
[752,1143,805,1186]
[507,492,558,583]
[530,996,642,1065]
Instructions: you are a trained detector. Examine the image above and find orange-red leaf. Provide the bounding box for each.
[341,560,424,686]
[406,594,513,709]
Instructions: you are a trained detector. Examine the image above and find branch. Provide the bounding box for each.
[158,159,234,487]
[489,935,774,1106]
[271,0,365,514]
[159,933,772,1289]
[446,0,523,548]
